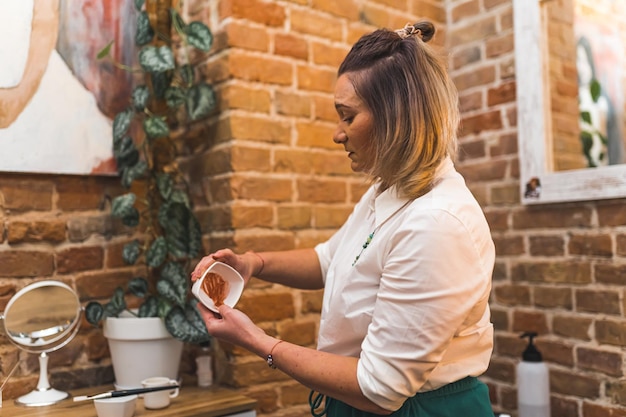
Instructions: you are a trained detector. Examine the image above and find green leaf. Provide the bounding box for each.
[128,277,149,298]
[165,86,186,108]
[97,41,114,60]
[113,109,134,141]
[580,111,592,125]
[156,173,173,200]
[134,0,144,11]
[114,136,139,170]
[164,306,210,343]
[122,240,141,264]
[157,297,173,318]
[157,279,186,307]
[159,262,189,308]
[135,11,154,46]
[185,301,210,339]
[171,189,191,207]
[185,21,213,52]
[143,116,170,139]
[138,296,159,317]
[111,193,136,217]
[139,45,175,72]
[186,82,216,121]
[180,64,194,86]
[121,160,147,188]
[160,261,187,285]
[132,85,150,111]
[146,236,168,268]
[111,193,139,227]
[105,287,127,317]
[85,302,105,326]
[151,71,172,99]
[590,78,602,102]
[159,202,202,258]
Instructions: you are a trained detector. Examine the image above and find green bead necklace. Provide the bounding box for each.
[352,232,375,266]
[351,199,412,267]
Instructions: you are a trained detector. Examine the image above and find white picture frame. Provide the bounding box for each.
[514,0,626,205]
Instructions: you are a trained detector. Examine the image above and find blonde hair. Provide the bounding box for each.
[338,21,459,199]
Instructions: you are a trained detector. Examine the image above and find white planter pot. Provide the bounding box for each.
[103,315,184,389]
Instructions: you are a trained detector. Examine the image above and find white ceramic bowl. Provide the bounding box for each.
[192,262,244,313]
[94,394,137,417]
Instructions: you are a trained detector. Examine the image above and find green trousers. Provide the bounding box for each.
[311,377,493,417]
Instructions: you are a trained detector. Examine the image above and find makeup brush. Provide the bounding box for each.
[73,384,180,402]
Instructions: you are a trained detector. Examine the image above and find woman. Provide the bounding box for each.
[192,21,495,416]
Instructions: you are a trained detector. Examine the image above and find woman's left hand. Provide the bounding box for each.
[197,303,266,351]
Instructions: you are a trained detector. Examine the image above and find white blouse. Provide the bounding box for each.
[314,157,495,411]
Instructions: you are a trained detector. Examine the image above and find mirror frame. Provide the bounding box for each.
[2,280,81,353]
[514,0,626,205]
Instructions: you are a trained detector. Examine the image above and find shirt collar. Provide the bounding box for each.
[371,157,453,228]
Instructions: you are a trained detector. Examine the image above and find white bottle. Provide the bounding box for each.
[517,332,550,417]
[196,343,213,388]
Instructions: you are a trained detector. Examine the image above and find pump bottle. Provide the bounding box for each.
[517,332,550,417]
[196,341,213,388]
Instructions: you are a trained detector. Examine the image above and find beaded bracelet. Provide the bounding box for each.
[267,340,284,369]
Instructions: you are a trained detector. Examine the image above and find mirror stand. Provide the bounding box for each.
[1,280,82,407]
[14,352,69,406]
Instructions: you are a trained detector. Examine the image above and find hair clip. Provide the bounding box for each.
[395,23,421,40]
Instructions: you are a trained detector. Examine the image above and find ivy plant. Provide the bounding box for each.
[84,0,215,344]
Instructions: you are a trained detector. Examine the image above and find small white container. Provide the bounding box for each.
[192,262,244,313]
[196,345,213,388]
[94,394,137,417]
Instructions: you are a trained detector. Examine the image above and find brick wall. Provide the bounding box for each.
[2,0,626,416]
[448,1,626,416]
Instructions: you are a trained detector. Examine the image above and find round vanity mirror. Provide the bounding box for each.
[1,280,82,406]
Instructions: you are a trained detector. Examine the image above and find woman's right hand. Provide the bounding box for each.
[191,249,259,285]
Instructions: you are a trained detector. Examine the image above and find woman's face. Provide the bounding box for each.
[333,74,375,173]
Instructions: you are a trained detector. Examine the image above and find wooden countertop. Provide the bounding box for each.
[1,385,257,417]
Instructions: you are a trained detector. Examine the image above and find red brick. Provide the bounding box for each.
[487,81,516,106]
[513,206,593,229]
[512,310,548,334]
[238,292,295,322]
[7,220,66,243]
[493,284,530,306]
[297,179,346,203]
[222,0,285,27]
[576,290,621,315]
[459,110,503,135]
[0,251,54,277]
[577,347,623,377]
[511,261,592,285]
[529,235,564,256]
[534,286,572,310]
[226,21,269,51]
[568,234,612,257]
[551,368,601,398]
[274,33,308,60]
[0,180,53,211]
[583,402,626,417]
[57,246,104,274]
[297,65,337,93]
[291,8,343,41]
[553,315,592,340]
[229,52,292,85]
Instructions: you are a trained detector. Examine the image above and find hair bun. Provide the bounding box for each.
[395,21,435,42]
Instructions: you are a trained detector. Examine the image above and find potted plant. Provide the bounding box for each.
[84,0,215,387]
